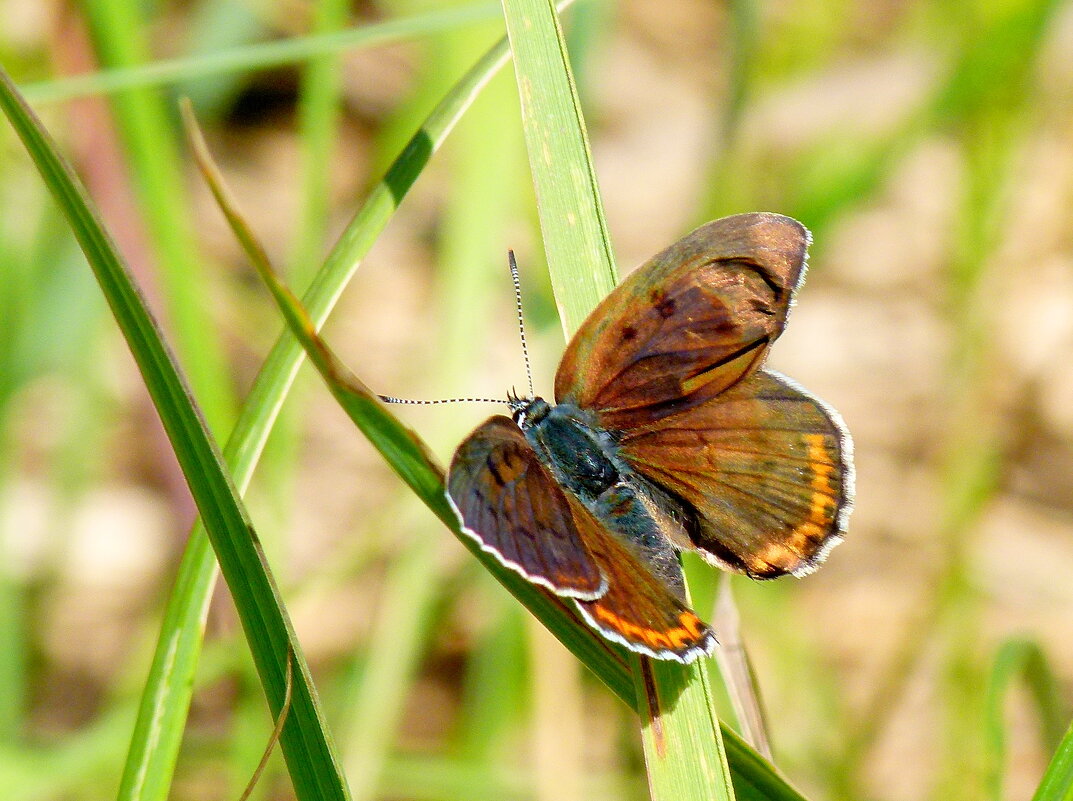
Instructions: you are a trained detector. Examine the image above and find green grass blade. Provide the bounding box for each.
[985,639,1067,801]
[1034,721,1073,801]
[0,68,348,801]
[21,3,502,104]
[110,25,536,801]
[501,0,615,332]
[500,1,734,799]
[185,101,637,695]
[290,0,351,289]
[81,0,236,436]
[635,656,736,801]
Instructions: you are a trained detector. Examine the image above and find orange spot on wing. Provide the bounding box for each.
[749,434,843,574]
[792,434,839,538]
[646,630,674,649]
[591,606,705,652]
[678,612,704,638]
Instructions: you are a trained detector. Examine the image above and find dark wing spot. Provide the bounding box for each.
[749,296,776,316]
[621,325,637,342]
[657,298,677,318]
[485,454,506,486]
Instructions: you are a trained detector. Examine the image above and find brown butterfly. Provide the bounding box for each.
[445,213,854,662]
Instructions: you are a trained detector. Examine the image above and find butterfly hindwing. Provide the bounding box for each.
[555,213,810,431]
[564,495,717,663]
[447,417,715,661]
[619,369,853,578]
[447,417,605,599]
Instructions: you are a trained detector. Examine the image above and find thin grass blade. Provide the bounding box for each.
[0,67,348,801]
[501,0,615,332]
[713,578,772,760]
[22,3,502,104]
[1033,721,1073,801]
[183,99,638,700]
[985,639,1067,801]
[81,0,236,435]
[500,1,736,799]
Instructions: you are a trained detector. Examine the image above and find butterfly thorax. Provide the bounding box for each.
[511,397,621,503]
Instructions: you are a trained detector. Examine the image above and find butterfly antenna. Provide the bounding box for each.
[379,251,534,409]
[379,395,504,406]
[508,250,536,399]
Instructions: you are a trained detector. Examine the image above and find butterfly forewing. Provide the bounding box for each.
[564,495,717,662]
[619,370,853,578]
[555,213,810,431]
[447,417,605,599]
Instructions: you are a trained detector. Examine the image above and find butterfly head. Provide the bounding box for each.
[507,391,550,430]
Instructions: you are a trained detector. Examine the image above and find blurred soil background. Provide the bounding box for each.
[1,0,1072,800]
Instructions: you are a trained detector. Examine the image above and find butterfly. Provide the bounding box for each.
[445,213,854,663]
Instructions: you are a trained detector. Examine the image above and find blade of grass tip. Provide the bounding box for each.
[182,100,447,508]
[182,96,639,699]
[0,67,349,801]
[500,1,735,800]
[22,3,503,104]
[985,639,1066,801]
[1033,720,1073,801]
[237,652,294,801]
